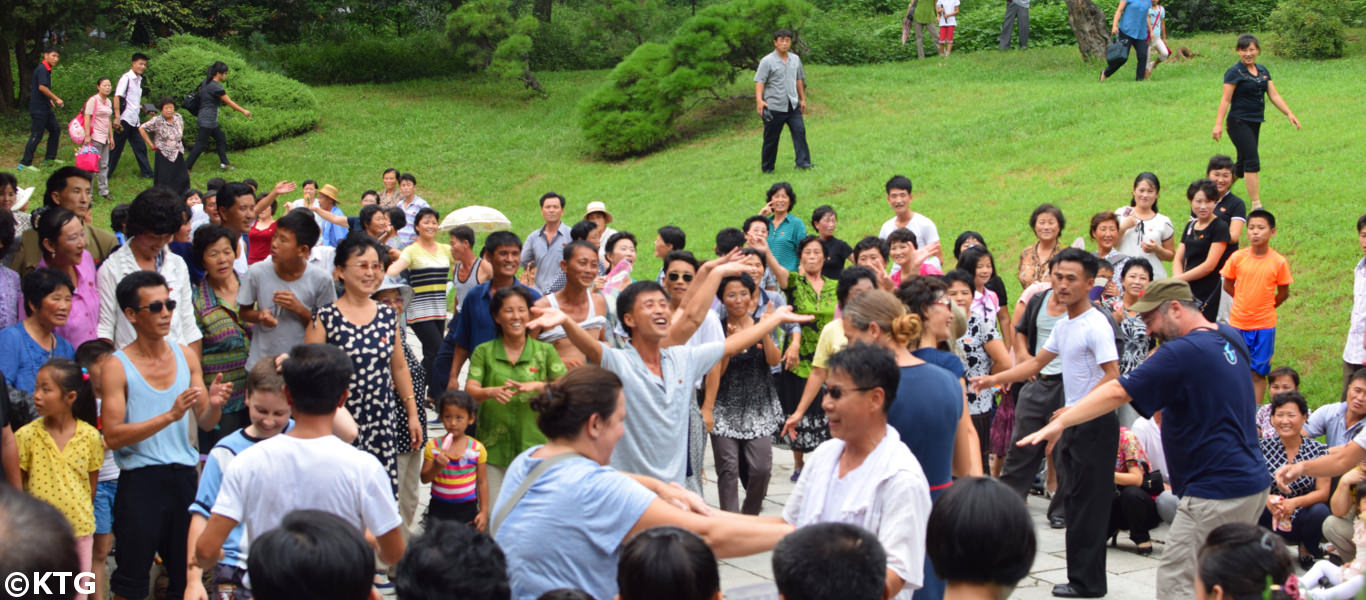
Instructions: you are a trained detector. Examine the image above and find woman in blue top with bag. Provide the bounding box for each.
[1101,0,1151,82]
[1213,34,1301,211]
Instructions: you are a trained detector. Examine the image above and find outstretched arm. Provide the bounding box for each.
[723,306,812,358]
[528,307,604,365]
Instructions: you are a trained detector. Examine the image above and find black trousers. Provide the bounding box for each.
[111,464,198,600]
[410,320,445,382]
[1110,484,1162,544]
[1226,117,1262,176]
[999,378,1065,520]
[1103,33,1150,81]
[109,119,155,178]
[1059,411,1120,595]
[761,103,811,172]
[186,125,229,170]
[21,110,60,166]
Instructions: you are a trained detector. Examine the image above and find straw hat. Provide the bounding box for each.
[318,184,341,203]
[583,201,613,224]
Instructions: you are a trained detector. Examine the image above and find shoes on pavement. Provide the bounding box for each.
[1052,584,1104,598]
[1049,515,1066,529]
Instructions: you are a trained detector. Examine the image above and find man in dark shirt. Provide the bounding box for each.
[19,48,65,170]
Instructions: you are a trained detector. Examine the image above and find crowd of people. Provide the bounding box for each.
[0,34,1341,600]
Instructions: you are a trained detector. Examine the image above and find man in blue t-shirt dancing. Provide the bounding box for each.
[1018,278,1270,600]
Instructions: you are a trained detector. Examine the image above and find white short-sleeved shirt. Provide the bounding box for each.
[95,243,202,348]
[212,435,401,561]
[1114,207,1175,279]
[115,70,144,125]
[878,213,941,269]
[936,0,960,26]
[1344,258,1366,365]
[1041,307,1118,406]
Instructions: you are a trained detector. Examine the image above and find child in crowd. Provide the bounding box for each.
[187,360,294,600]
[420,390,488,530]
[14,358,103,599]
[1301,484,1366,600]
[888,228,942,286]
[1145,0,1169,78]
[935,0,959,57]
[617,527,720,600]
[1197,523,1298,600]
[1222,209,1292,404]
[75,340,117,600]
[237,209,336,370]
[1257,366,1305,438]
[1090,261,1120,303]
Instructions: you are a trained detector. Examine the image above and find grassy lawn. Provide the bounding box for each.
[2,31,1362,404]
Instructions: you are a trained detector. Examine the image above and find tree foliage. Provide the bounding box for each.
[446,0,543,91]
[1268,0,1346,59]
[579,0,814,158]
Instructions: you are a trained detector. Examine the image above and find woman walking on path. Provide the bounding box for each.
[185,62,250,172]
[1102,0,1151,82]
[138,98,190,195]
[1213,34,1301,210]
[82,78,114,199]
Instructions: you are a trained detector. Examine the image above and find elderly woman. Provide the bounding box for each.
[0,268,76,424]
[138,97,190,195]
[465,285,567,500]
[1109,426,1160,555]
[1016,204,1065,290]
[1105,258,1155,376]
[780,236,838,476]
[33,207,97,347]
[759,182,807,273]
[1259,391,1331,561]
[491,366,794,600]
[191,224,251,451]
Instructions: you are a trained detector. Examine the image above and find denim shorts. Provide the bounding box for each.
[94,480,118,535]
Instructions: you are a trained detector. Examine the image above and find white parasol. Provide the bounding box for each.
[440,205,512,234]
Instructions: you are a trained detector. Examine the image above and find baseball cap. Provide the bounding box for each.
[1128,278,1195,314]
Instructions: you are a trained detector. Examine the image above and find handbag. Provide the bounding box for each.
[1140,469,1165,496]
[1106,35,1131,66]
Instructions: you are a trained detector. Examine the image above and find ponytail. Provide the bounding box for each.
[41,358,97,427]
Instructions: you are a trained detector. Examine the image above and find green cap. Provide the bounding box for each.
[1129,278,1195,314]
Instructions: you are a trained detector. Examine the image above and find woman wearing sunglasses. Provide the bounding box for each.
[534,241,608,370]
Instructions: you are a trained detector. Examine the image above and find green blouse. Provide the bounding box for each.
[786,273,839,379]
[467,336,567,467]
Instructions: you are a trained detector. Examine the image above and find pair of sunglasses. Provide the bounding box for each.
[825,386,874,400]
[666,272,695,282]
[134,300,178,313]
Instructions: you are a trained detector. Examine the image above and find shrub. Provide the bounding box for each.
[446,0,543,91]
[250,31,471,84]
[530,0,694,71]
[802,11,918,65]
[807,0,904,14]
[952,0,1084,53]
[1267,0,1346,59]
[579,0,815,158]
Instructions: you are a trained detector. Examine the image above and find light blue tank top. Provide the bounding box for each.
[113,343,196,469]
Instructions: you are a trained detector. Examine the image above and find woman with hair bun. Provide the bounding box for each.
[492,366,794,600]
[1197,522,1298,600]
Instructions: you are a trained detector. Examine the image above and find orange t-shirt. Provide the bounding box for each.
[1220,247,1293,330]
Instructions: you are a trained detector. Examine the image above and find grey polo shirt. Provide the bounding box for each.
[521,223,572,294]
[755,50,805,112]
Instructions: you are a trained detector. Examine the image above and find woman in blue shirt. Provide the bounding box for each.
[1102,0,1152,82]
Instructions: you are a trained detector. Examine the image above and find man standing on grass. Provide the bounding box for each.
[19,47,65,172]
[755,29,812,174]
[521,192,571,295]
[110,52,155,180]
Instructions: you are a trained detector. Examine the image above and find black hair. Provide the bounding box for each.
[1248,208,1276,229]
[0,172,16,194]
[1130,172,1163,212]
[361,189,379,202]
[36,206,80,259]
[885,174,913,194]
[95,76,111,88]
[1050,247,1100,279]
[714,227,745,256]
[895,274,949,318]
[109,203,131,235]
[192,224,236,272]
[562,240,598,263]
[247,510,373,600]
[605,231,636,258]
[243,178,259,192]
[203,61,229,88]
[383,168,399,179]
[853,236,889,262]
[358,204,386,235]
[1090,211,1121,236]
[155,95,176,110]
[796,235,824,260]
[482,230,522,257]
[773,28,794,40]
[43,46,60,55]
[74,339,115,370]
[399,173,417,185]
[40,358,97,427]
[275,208,321,250]
[22,267,74,316]
[1187,178,1220,204]
[811,204,836,225]
[657,225,685,251]
[280,344,353,415]
[126,186,185,237]
[956,246,996,285]
[826,342,900,413]
[952,231,987,260]
[663,249,699,273]
[1268,391,1308,417]
[115,270,167,312]
[616,280,667,337]
[538,192,565,208]
[537,590,596,600]
[1208,155,1236,175]
[131,52,149,63]
[529,366,622,440]
[450,225,475,247]
[43,166,92,208]
[1120,257,1154,281]
[569,220,597,242]
[205,177,227,193]
[437,390,478,418]
[837,266,878,308]
[386,206,406,232]
[216,182,255,214]
[1197,523,1294,600]
[0,486,79,589]
[742,215,768,236]
[333,232,386,269]
[717,273,757,301]
[942,269,975,295]
[489,285,536,338]
[617,526,719,600]
[1268,366,1300,387]
[927,477,1036,586]
[395,519,509,600]
[766,181,796,210]
[772,522,886,600]
[0,210,12,258]
[1029,203,1066,233]
[1355,214,1366,233]
[414,207,439,231]
[886,227,919,249]
[1236,33,1260,50]
[301,179,317,189]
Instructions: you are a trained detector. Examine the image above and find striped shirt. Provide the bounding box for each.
[193,281,250,413]
[425,435,486,504]
[400,242,452,324]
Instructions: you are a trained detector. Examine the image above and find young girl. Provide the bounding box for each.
[14,358,103,600]
[1146,0,1169,79]
[1301,485,1366,600]
[75,340,117,600]
[1115,172,1175,279]
[1173,179,1231,322]
[421,390,488,530]
[617,526,721,600]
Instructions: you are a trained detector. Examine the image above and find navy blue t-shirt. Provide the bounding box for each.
[428,280,541,399]
[912,347,965,380]
[887,362,963,490]
[1120,324,1270,499]
[31,62,53,114]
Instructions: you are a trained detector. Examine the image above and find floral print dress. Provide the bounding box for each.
[785,273,838,452]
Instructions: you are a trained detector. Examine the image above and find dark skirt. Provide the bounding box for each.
[777,370,829,452]
[155,152,190,195]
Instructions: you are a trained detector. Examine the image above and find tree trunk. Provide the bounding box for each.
[533,0,552,22]
[0,43,15,112]
[1064,0,1109,61]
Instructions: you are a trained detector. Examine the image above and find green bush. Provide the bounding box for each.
[950,0,1084,53]
[802,11,919,64]
[1267,0,1346,58]
[446,0,542,90]
[808,0,904,14]
[579,0,815,158]
[249,31,470,84]
[530,1,694,71]
[151,36,320,149]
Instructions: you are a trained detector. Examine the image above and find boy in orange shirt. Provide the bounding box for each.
[1221,208,1292,404]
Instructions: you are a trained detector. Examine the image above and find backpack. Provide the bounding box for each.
[182,84,202,115]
